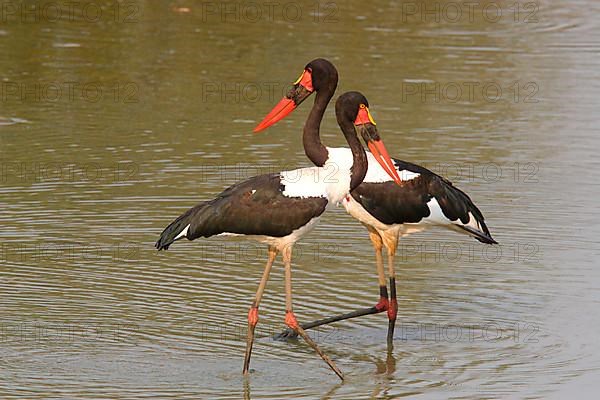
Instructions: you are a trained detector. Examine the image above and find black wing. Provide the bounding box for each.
[156,173,328,250]
[351,159,496,244]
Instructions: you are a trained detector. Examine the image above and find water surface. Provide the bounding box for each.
[1,1,599,398]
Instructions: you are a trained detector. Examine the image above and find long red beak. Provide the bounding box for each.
[254,69,314,133]
[367,140,402,185]
[253,98,296,133]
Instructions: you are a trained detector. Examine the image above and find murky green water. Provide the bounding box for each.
[1,0,599,398]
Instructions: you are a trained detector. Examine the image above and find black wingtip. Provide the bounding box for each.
[155,240,170,251]
[479,236,499,245]
[459,225,498,245]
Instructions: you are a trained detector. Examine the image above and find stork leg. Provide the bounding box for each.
[375,230,400,346]
[243,246,278,375]
[274,227,388,339]
[282,245,344,380]
[369,227,390,313]
[386,243,398,346]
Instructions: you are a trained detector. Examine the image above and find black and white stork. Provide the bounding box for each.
[155,89,402,380]
[254,58,497,345]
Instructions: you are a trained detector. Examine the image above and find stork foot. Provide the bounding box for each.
[286,311,344,380]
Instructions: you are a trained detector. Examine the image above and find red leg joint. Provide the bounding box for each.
[387,298,398,322]
[248,306,259,326]
[285,311,299,330]
[375,297,389,312]
[375,285,389,312]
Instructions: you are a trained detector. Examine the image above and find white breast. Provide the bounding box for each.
[313,147,421,185]
[280,146,421,205]
[279,147,353,205]
[322,147,353,204]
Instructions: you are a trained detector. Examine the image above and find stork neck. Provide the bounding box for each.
[339,119,368,191]
[303,87,332,167]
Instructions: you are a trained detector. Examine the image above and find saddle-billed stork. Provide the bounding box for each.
[155,90,402,380]
[254,58,497,345]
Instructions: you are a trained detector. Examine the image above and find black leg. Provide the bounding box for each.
[274,285,390,340]
[387,277,397,346]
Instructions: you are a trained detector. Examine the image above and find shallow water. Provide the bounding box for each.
[1,0,600,398]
